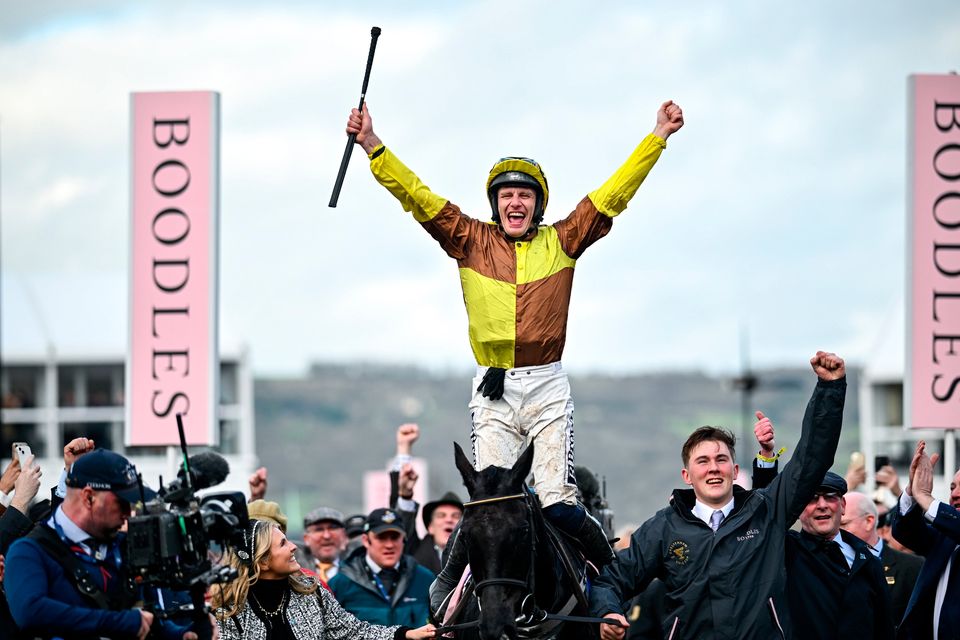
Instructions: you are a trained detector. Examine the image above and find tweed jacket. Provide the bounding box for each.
[217,584,400,640]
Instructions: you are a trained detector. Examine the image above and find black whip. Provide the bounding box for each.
[329,26,381,208]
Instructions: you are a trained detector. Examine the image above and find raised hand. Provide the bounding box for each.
[399,463,419,500]
[63,437,95,470]
[248,467,268,502]
[809,351,845,381]
[907,440,925,497]
[346,103,381,154]
[909,440,940,511]
[875,465,902,497]
[845,456,866,492]
[0,448,21,494]
[11,456,41,513]
[396,423,420,456]
[753,411,776,456]
[653,100,684,140]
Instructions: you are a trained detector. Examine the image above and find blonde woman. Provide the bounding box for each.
[213,519,435,640]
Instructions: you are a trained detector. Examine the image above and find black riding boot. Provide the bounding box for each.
[429,523,469,620]
[543,502,615,569]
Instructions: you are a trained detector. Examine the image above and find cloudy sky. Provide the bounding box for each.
[2,1,958,376]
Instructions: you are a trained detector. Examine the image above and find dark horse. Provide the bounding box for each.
[446,442,599,640]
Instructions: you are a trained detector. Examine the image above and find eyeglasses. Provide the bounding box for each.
[306,523,344,535]
[841,513,871,525]
[810,491,842,503]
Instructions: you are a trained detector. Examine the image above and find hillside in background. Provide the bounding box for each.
[254,363,860,533]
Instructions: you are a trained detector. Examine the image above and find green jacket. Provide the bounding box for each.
[328,547,433,628]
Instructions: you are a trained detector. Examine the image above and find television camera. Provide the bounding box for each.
[125,414,248,639]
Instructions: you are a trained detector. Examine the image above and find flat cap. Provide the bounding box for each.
[304,506,345,529]
[248,500,288,532]
[816,471,848,495]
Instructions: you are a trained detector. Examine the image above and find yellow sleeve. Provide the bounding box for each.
[369,145,448,223]
[587,133,667,217]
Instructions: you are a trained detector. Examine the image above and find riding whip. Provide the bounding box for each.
[329,26,381,208]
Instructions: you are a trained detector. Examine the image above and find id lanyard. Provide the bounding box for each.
[369,568,391,602]
[51,516,122,567]
[51,516,124,593]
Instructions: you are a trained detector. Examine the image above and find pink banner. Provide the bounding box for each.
[908,75,960,429]
[127,91,219,445]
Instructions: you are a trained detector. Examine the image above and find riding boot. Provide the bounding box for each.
[543,502,616,569]
[429,523,469,621]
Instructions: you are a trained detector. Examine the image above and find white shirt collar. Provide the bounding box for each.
[51,505,108,559]
[52,505,93,544]
[692,497,735,526]
[832,531,856,568]
[364,553,399,574]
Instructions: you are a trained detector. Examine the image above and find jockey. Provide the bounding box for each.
[344,100,684,593]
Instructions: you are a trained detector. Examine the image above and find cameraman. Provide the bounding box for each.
[5,448,209,640]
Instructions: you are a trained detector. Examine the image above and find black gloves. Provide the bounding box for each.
[477,367,507,400]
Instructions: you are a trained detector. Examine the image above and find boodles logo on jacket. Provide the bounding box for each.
[668,540,690,565]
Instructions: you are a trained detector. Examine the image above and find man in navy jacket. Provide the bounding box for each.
[5,448,197,640]
[890,440,960,639]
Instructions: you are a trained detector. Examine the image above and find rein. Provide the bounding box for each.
[462,493,526,508]
[434,613,629,636]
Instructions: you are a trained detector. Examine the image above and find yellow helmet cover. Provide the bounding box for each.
[486,157,550,224]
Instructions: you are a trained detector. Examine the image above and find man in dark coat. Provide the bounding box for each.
[842,491,923,629]
[890,440,960,639]
[782,471,895,639]
[753,423,921,633]
[412,493,463,574]
[590,351,847,640]
[5,448,197,639]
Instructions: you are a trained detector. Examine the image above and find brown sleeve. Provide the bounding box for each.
[552,196,614,259]
[420,202,486,260]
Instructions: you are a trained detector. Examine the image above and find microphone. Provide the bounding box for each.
[165,451,231,497]
[181,451,230,490]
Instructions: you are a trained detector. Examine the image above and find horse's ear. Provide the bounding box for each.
[510,443,534,487]
[454,442,477,495]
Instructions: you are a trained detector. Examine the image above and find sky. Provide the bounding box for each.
[1,1,958,377]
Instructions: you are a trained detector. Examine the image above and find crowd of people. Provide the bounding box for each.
[2,391,959,640]
[1,99,958,640]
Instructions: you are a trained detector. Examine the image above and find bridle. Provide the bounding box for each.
[463,489,543,626]
[439,490,628,637]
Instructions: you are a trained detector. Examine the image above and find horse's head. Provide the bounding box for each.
[454,442,536,640]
